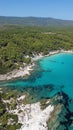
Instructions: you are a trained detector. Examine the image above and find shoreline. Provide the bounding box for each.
[8,98,54,130]
[0,63,35,81]
[0,49,73,81]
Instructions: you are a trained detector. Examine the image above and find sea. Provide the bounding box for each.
[0,53,73,129]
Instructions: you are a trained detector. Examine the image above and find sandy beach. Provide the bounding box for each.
[1,50,73,130]
[0,50,73,81]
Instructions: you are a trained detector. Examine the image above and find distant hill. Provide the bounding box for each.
[0,16,73,26]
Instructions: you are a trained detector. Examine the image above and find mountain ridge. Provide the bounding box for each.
[0,16,73,26]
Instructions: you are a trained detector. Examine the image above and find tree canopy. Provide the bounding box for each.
[0,26,73,74]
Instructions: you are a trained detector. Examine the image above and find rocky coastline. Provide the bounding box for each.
[0,50,73,82]
[0,87,73,130]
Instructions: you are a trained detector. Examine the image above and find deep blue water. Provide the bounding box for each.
[0,53,73,129]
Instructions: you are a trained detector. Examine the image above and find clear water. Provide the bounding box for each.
[0,53,73,123]
[1,53,73,93]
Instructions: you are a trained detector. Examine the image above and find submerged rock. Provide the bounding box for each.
[47,92,73,130]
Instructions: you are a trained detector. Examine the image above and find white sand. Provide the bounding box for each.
[49,50,60,55]
[32,53,43,61]
[9,102,54,130]
[0,63,34,81]
[61,49,73,53]
[0,49,73,81]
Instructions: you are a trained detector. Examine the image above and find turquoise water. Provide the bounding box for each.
[0,53,73,105]
[1,53,73,98]
[0,53,73,129]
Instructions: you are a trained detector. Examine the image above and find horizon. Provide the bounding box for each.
[0,16,73,21]
[0,0,73,20]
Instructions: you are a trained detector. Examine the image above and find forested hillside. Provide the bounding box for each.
[0,26,73,74]
[0,16,73,26]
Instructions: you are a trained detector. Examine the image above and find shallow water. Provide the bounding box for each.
[1,53,73,95]
[0,53,73,128]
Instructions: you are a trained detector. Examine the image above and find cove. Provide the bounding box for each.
[0,53,73,111]
[0,52,73,129]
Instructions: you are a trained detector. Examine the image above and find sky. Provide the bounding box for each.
[0,0,73,20]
